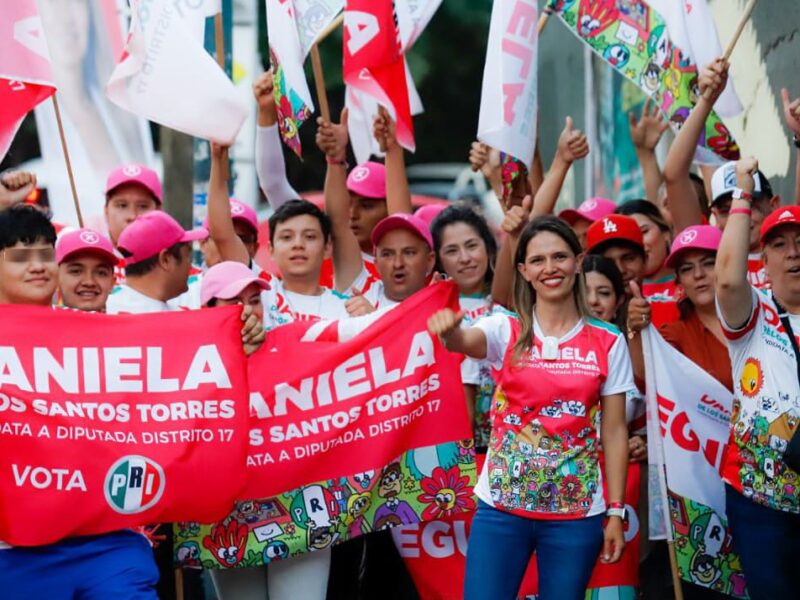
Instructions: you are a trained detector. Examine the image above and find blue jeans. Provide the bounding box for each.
[725,485,800,600]
[0,530,158,599]
[464,500,603,600]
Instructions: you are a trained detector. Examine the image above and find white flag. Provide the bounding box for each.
[293,0,345,55]
[106,0,247,145]
[477,0,538,167]
[647,0,742,118]
[642,327,734,516]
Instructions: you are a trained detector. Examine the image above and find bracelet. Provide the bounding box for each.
[729,207,752,217]
[607,502,625,510]
[326,156,348,167]
[732,188,753,202]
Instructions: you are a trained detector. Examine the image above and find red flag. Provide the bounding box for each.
[0,306,250,546]
[0,0,56,160]
[343,0,415,152]
[242,282,470,498]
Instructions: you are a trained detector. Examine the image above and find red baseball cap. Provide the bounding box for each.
[761,206,800,244]
[105,163,162,203]
[347,162,386,199]
[559,197,616,225]
[586,215,644,254]
[665,225,722,269]
[118,212,208,265]
[56,228,118,265]
[371,213,433,249]
[202,198,258,233]
[201,261,270,306]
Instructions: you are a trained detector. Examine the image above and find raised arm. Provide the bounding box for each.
[469,141,503,199]
[374,107,412,215]
[781,88,800,204]
[253,70,299,209]
[663,59,729,233]
[316,108,364,292]
[0,171,37,211]
[208,142,249,265]
[716,157,759,329]
[491,195,532,308]
[531,116,589,219]
[427,308,488,359]
[629,98,668,204]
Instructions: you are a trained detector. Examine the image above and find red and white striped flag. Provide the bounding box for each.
[0,0,56,161]
[106,0,247,145]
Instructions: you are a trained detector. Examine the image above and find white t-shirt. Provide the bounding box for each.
[351,267,398,311]
[261,273,350,330]
[106,285,177,315]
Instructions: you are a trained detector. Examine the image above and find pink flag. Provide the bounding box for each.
[0,0,56,161]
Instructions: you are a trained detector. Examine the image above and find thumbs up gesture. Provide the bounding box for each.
[625,281,652,334]
[345,285,376,317]
[557,116,590,164]
[316,107,349,163]
[502,194,533,238]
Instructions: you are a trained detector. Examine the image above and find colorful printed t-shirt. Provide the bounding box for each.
[747,253,769,290]
[320,252,379,289]
[643,275,679,328]
[460,294,500,448]
[718,287,800,514]
[261,273,350,330]
[473,313,635,519]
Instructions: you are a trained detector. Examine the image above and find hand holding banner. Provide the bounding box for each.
[0,306,250,546]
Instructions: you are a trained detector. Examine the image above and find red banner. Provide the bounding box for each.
[343,0,415,151]
[394,458,642,599]
[0,306,250,546]
[242,282,471,498]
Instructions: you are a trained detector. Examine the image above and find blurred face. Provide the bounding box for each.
[517,231,581,304]
[750,198,779,250]
[212,283,264,323]
[711,195,731,231]
[601,245,646,296]
[438,222,489,295]
[349,194,388,252]
[0,241,58,306]
[763,225,800,300]
[571,217,592,250]
[58,252,115,312]
[632,213,670,276]
[164,243,193,299]
[675,250,716,309]
[376,229,435,302]
[234,220,259,260]
[585,271,621,322]
[269,214,330,280]
[105,184,159,245]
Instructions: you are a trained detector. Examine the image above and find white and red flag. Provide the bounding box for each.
[343,0,415,153]
[477,0,539,168]
[106,0,247,145]
[0,0,56,161]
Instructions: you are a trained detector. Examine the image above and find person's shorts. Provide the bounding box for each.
[0,530,158,599]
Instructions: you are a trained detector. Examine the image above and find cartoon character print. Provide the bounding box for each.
[646,24,672,69]
[203,521,249,568]
[347,469,377,492]
[175,541,201,567]
[577,0,619,38]
[603,43,630,68]
[417,465,477,520]
[262,540,290,564]
[550,0,577,14]
[344,492,372,538]
[372,462,420,528]
[306,518,340,551]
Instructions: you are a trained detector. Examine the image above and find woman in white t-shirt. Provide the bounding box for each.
[428,216,633,599]
[430,204,499,449]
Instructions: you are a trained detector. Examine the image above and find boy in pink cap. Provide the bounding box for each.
[559,197,616,249]
[106,212,208,314]
[56,228,118,312]
[104,163,162,246]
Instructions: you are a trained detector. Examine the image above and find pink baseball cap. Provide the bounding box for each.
[105,163,163,204]
[371,213,433,249]
[415,204,447,229]
[559,197,616,225]
[665,225,722,268]
[56,228,118,265]
[347,162,386,199]
[202,198,258,233]
[201,261,270,306]
[117,211,208,264]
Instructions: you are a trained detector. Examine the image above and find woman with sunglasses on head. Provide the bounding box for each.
[428,216,633,599]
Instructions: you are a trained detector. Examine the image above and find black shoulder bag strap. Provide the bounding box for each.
[771,294,800,473]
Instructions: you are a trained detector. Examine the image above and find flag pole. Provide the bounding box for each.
[310,46,332,122]
[537,5,554,34]
[51,94,84,227]
[316,13,344,45]
[642,329,685,600]
[701,0,757,100]
[214,11,230,180]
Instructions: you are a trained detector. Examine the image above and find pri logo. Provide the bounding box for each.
[122,164,142,177]
[351,166,369,182]
[602,218,617,234]
[104,455,165,514]
[79,230,100,245]
[679,229,697,246]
